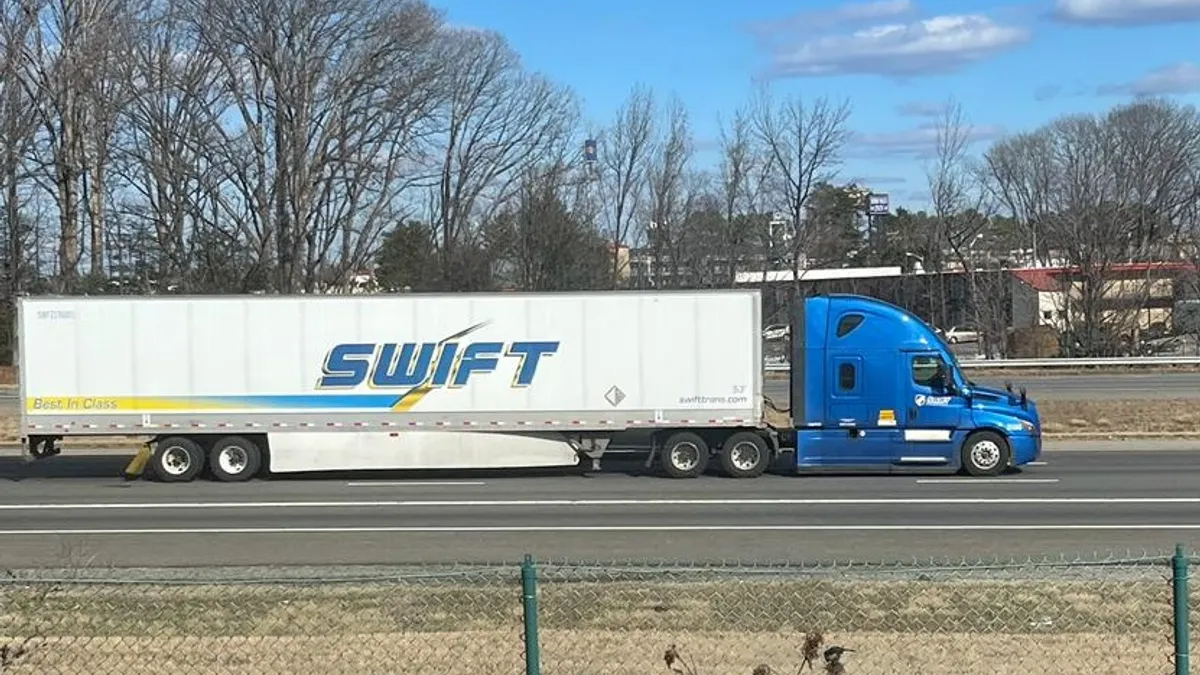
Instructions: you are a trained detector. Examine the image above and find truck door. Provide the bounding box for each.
[902,352,969,460]
[795,352,901,468]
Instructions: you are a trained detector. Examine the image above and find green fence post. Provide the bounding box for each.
[1174,544,1190,675]
[522,554,541,675]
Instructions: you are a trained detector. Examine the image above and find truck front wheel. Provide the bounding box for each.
[660,431,709,478]
[151,436,205,482]
[961,431,1010,477]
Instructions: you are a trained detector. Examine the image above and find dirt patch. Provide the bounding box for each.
[1036,399,1200,434]
[0,575,1172,674]
[764,398,1200,437]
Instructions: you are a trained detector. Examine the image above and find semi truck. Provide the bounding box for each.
[16,289,1042,482]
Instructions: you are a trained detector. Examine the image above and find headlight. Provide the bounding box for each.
[1020,419,1035,433]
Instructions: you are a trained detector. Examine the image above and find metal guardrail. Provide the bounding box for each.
[763,355,1200,371]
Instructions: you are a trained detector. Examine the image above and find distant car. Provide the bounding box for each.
[762,323,789,341]
[944,325,980,343]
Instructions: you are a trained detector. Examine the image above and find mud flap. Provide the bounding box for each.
[123,442,153,481]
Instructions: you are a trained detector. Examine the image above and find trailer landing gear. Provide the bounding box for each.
[123,442,154,481]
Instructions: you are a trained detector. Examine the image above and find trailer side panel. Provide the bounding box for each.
[19,291,762,438]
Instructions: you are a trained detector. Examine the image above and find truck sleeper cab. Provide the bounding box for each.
[788,294,1041,476]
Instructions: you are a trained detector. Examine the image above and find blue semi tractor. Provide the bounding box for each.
[763,292,1041,477]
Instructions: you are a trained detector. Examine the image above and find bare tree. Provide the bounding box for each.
[714,106,769,286]
[982,128,1055,265]
[985,99,1200,356]
[598,84,656,287]
[427,27,578,290]
[15,0,130,288]
[113,0,227,288]
[926,98,1003,351]
[187,0,446,293]
[644,95,693,288]
[749,86,851,299]
[0,3,42,296]
[1104,98,1200,258]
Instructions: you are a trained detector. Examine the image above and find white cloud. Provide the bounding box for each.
[1099,62,1200,95]
[1034,84,1064,101]
[1053,0,1200,24]
[850,122,1008,158]
[765,13,1030,77]
[747,0,915,38]
[895,101,949,117]
[845,175,910,185]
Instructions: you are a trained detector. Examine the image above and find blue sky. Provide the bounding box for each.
[429,0,1200,210]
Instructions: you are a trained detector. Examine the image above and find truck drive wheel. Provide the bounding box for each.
[151,436,205,482]
[961,431,1010,477]
[209,436,263,482]
[719,431,770,478]
[660,431,709,478]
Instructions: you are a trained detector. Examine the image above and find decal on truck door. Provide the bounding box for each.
[905,352,964,444]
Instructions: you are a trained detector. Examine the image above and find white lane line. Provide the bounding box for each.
[1028,461,1048,466]
[2,497,1199,510]
[917,479,1060,484]
[2,524,1200,535]
[345,481,486,487]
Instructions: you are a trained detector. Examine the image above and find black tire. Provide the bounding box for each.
[961,430,1010,477]
[150,436,205,483]
[208,436,263,482]
[718,431,771,478]
[660,431,710,479]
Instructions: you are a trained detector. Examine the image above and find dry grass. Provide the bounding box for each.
[0,575,1173,674]
[0,631,1169,674]
[1037,399,1200,434]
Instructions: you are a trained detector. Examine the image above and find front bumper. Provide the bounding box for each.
[1007,432,1042,467]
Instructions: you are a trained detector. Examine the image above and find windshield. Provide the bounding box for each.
[925,323,970,385]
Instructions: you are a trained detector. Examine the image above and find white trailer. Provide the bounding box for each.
[17,290,773,481]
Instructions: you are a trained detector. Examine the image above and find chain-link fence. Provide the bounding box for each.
[0,550,1193,674]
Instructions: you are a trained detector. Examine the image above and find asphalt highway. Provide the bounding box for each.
[763,371,1200,401]
[1,448,1198,568]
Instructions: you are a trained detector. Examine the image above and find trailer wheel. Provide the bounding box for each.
[151,436,205,483]
[718,431,770,478]
[209,436,263,482]
[961,430,1010,477]
[660,431,709,478]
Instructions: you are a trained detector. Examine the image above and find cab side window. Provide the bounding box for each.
[836,313,864,337]
[912,355,942,387]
